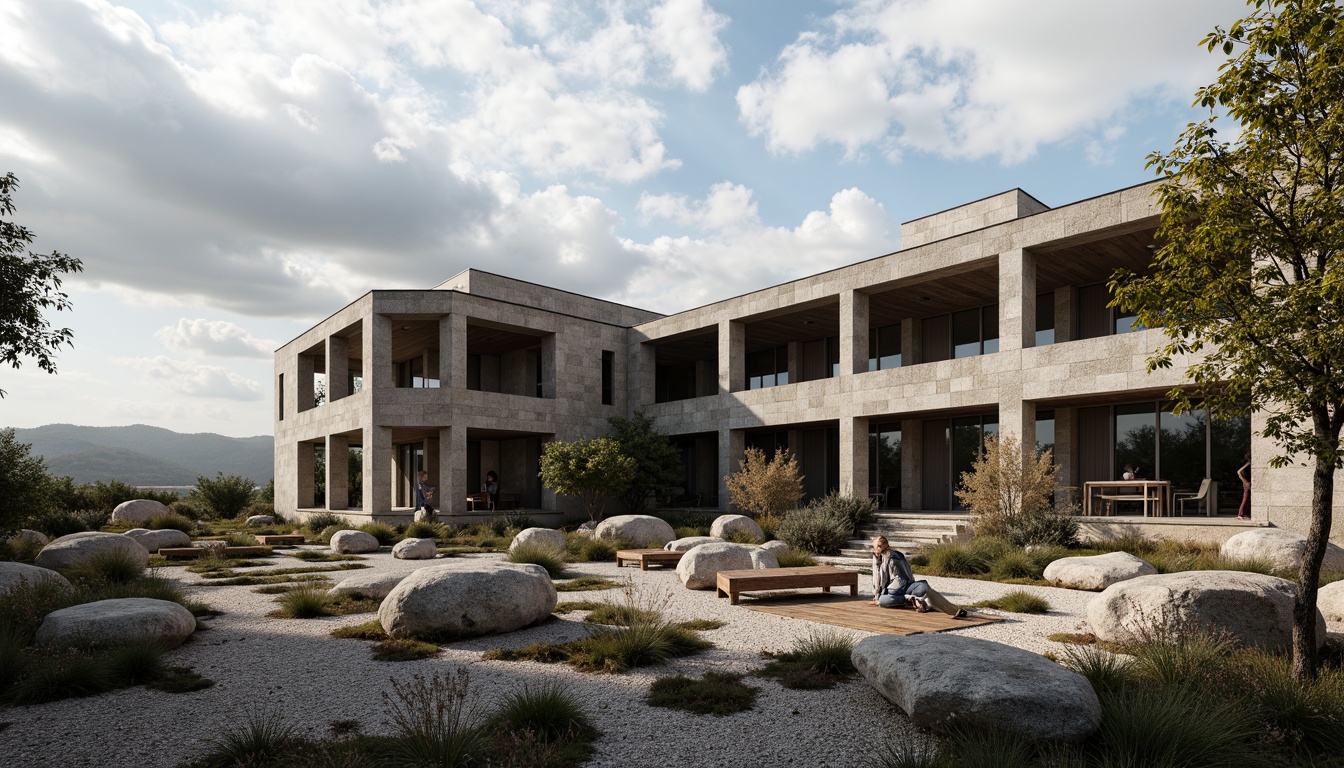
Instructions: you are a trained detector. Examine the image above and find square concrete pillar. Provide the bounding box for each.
[364,314,393,390]
[786,341,800,385]
[901,319,921,366]
[327,336,350,402]
[1000,395,1037,470]
[901,419,923,510]
[718,427,745,511]
[440,426,468,515]
[998,248,1036,352]
[720,320,745,393]
[296,441,316,508]
[840,415,870,498]
[362,425,394,516]
[297,354,315,413]
[636,343,657,405]
[424,435,439,497]
[439,313,466,390]
[694,358,714,399]
[326,433,349,511]
[840,290,869,376]
[1054,287,1075,343]
[541,334,557,399]
[1053,406,1077,488]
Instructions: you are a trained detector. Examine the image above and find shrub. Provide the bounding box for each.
[373,638,439,662]
[647,672,757,715]
[319,525,343,543]
[1096,685,1256,768]
[104,640,168,685]
[382,669,489,766]
[62,548,144,586]
[723,446,804,517]
[1058,643,1135,696]
[1002,510,1079,548]
[25,509,90,538]
[145,514,194,534]
[538,437,636,522]
[491,682,591,743]
[358,522,397,545]
[205,706,298,766]
[923,542,990,576]
[956,433,1074,547]
[759,629,856,689]
[988,551,1040,580]
[968,590,1050,614]
[775,507,853,556]
[507,543,568,578]
[572,537,619,563]
[7,648,114,704]
[191,472,257,519]
[775,550,818,568]
[167,499,203,520]
[244,501,277,518]
[502,513,537,531]
[274,585,333,619]
[805,492,877,536]
[0,535,42,564]
[608,412,683,516]
[223,532,257,547]
[403,521,442,540]
[304,511,345,533]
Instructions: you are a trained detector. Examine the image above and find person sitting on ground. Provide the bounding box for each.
[415,471,437,521]
[482,470,499,511]
[869,535,966,617]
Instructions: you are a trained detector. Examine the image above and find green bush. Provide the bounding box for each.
[968,590,1050,614]
[243,501,278,521]
[775,550,818,568]
[759,628,856,689]
[25,509,89,538]
[62,548,145,585]
[358,522,397,545]
[1097,685,1256,768]
[304,511,345,533]
[167,499,203,520]
[923,542,990,576]
[572,537,621,563]
[1001,510,1079,548]
[775,507,854,556]
[507,542,568,578]
[804,492,877,536]
[191,472,257,519]
[403,521,442,540]
[491,682,591,743]
[274,585,333,619]
[0,535,43,564]
[145,514,194,534]
[502,513,536,530]
[988,551,1040,580]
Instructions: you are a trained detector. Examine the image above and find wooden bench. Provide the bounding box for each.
[255,534,305,545]
[616,549,685,570]
[465,492,524,511]
[715,566,859,605]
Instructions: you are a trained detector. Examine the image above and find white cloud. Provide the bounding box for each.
[649,0,729,92]
[155,319,277,359]
[130,355,264,401]
[639,181,759,233]
[737,0,1246,163]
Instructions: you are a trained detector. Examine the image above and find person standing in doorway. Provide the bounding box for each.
[1237,453,1252,521]
[482,470,499,511]
[416,471,437,521]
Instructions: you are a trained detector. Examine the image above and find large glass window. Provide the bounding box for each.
[396,357,439,388]
[655,362,696,402]
[1036,293,1055,346]
[1036,409,1055,457]
[953,416,998,509]
[747,346,788,389]
[1115,403,1157,478]
[1078,283,1146,339]
[868,423,901,509]
[601,350,614,405]
[950,305,999,359]
[868,323,901,371]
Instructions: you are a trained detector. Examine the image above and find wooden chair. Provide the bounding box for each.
[1174,478,1214,516]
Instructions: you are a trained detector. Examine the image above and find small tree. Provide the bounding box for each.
[956,434,1074,546]
[192,472,257,519]
[538,437,636,522]
[724,447,804,518]
[608,412,683,515]
[0,428,54,536]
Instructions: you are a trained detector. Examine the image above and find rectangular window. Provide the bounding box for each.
[535,350,543,398]
[1036,409,1055,457]
[868,323,902,371]
[1078,282,1144,339]
[467,354,481,391]
[921,314,951,363]
[747,346,788,389]
[1036,292,1055,346]
[601,350,614,405]
[981,305,999,354]
[952,308,982,358]
[655,362,696,402]
[828,336,840,378]
[278,374,284,421]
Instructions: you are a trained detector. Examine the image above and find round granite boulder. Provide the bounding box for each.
[10,529,49,547]
[0,561,72,595]
[392,537,437,560]
[378,562,557,640]
[245,515,276,527]
[36,598,196,648]
[760,539,791,556]
[330,530,381,554]
[710,514,764,543]
[594,515,675,547]
[1044,551,1157,591]
[34,532,149,573]
[1317,580,1344,630]
[852,634,1100,741]
[123,528,192,553]
[676,542,773,590]
[750,546,780,570]
[663,536,723,552]
[1221,529,1344,574]
[509,527,568,556]
[110,499,169,524]
[330,571,409,600]
[1087,570,1325,652]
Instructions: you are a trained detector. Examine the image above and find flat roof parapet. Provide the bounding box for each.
[900,189,1050,249]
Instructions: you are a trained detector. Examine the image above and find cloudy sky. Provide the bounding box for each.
[0,0,1248,438]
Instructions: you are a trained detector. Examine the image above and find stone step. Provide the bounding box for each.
[848,538,922,551]
[815,554,871,570]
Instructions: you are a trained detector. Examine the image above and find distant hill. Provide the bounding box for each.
[11,424,274,486]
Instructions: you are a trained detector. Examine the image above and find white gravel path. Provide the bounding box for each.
[1,549,1099,768]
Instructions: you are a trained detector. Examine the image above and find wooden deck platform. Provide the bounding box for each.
[255,534,305,545]
[742,594,1000,635]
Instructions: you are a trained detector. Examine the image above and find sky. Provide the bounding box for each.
[0,0,1250,438]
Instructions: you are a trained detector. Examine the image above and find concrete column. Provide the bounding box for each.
[1000,396,1037,470]
[901,319,920,367]
[901,419,923,510]
[840,290,869,376]
[840,415,870,499]
[364,313,393,390]
[694,359,713,398]
[786,342,800,385]
[327,336,350,402]
[1053,406,1077,488]
[440,426,468,515]
[1054,287,1075,343]
[362,425,394,516]
[998,248,1036,352]
[720,319,745,393]
[786,429,802,458]
[424,436,439,498]
[438,313,466,390]
[636,343,657,405]
[297,442,316,508]
[718,427,745,511]
[541,334,556,399]
[326,433,349,511]
[297,354,315,413]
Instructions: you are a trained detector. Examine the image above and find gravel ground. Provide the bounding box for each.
[1,548,1098,768]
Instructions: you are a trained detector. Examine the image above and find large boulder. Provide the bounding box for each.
[110,499,169,524]
[35,598,196,648]
[509,527,568,556]
[760,539,791,556]
[10,529,49,547]
[0,561,72,595]
[379,562,557,639]
[1044,552,1156,591]
[392,538,437,560]
[34,532,149,573]
[852,634,1101,741]
[245,515,276,527]
[123,528,192,553]
[330,530,380,554]
[676,542,773,590]
[1221,529,1344,574]
[663,536,723,552]
[330,571,409,600]
[710,514,764,543]
[594,515,675,546]
[1317,580,1344,630]
[1087,570,1326,652]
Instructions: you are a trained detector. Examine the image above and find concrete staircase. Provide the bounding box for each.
[818,513,972,568]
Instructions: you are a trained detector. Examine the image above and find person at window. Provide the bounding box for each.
[415,471,437,521]
[1121,464,1136,481]
[1237,452,1252,521]
[482,470,499,511]
[869,535,966,617]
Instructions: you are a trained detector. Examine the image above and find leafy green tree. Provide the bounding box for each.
[1112,0,1344,680]
[0,427,54,535]
[538,437,636,522]
[0,173,83,397]
[608,412,683,515]
[191,472,257,519]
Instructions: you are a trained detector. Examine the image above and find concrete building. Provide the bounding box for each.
[273,180,1337,541]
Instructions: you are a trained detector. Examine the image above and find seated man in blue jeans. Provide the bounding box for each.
[869,535,966,617]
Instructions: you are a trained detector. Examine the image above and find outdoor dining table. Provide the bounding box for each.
[1082,480,1171,517]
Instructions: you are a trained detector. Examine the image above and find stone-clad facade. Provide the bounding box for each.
[274,181,1339,539]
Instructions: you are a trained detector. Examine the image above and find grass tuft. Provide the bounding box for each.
[205,706,298,766]
[490,682,592,744]
[331,620,387,641]
[145,514,195,533]
[358,522,397,545]
[647,671,757,715]
[555,576,620,592]
[62,549,144,585]
[775,549,819,568]
[969,590,1050,614]
[759,629,856,689]
[506,542,569,578]
[372,638,439,662]
[271,585,333,619]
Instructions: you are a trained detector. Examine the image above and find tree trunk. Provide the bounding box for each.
[1292,409,1340,682]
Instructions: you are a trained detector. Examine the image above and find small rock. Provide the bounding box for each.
[392,538,437,560]
[245,515,276,527]
[509,527,568,556]
[1220,529,1344,574]
[330,530,380,554]
[663,536,723,552]
[1043,551,1156,590]
[10,529,49,547]
[0,561,72,595]
[760,540,791,556]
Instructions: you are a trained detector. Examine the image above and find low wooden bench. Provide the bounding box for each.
[715,566,859,605]
[255,534,305,545]
[615,548,685,570]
